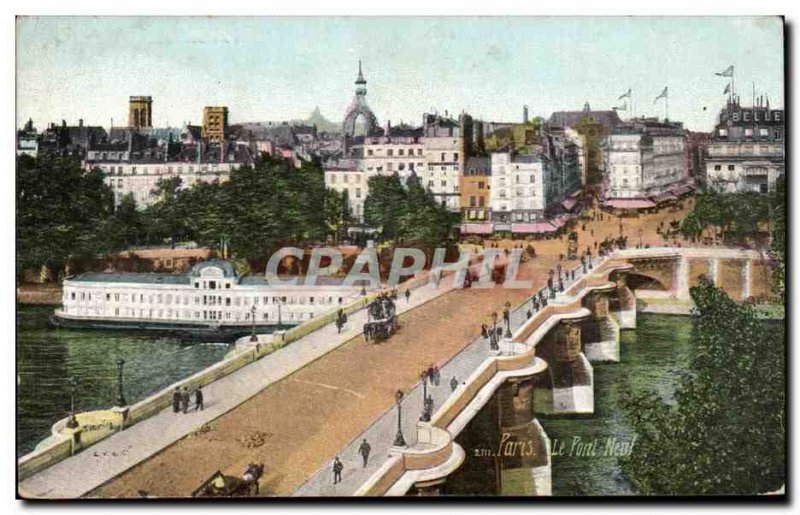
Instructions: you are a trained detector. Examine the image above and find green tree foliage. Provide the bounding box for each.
[16,154,115,279]
[363,174,457,254]
[685,190,770,243]
[768,176,785,299]
[363,173,409,241]
[17,154,352,277]
[620,279,785,494]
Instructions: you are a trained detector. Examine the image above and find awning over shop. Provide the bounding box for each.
[652,190,679,203]
[604,198,656,209]
[511,222,558,234]
[550,214,571,228]
[460,223,494,235]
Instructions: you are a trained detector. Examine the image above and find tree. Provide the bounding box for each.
[768,176,785,299]
[620,279,785,495]
[16,154,115,280]
[112,193,143,248]
[363,174,409,241]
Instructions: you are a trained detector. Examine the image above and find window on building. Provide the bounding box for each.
[398,149,404,156]
[454,153,459,162]
[367,149,373,156]
[387,149,393,157]
[714,165,722,171]
[728,165,735,171]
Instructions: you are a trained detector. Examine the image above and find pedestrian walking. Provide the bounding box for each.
[172,387,180,413]
[358,439,371,468]
[433,365,440,386]
[405,289,411,303]
[194,388,204,411]
[450,376,459,392]
[481,323,488,339]
[181,387,190,414]
[333,456,343,484]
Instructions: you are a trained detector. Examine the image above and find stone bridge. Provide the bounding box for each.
[615,247,773,302]
[348,246,774,497]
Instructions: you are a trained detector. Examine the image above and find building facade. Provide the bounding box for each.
[55,260,364,333]
[704,98,784,193]
[489,152,546,224]
[486,128,582,230]
[603,119,688,204]
[460,157,491,221]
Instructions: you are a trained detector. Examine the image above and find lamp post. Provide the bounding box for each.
[278,297,284,326]
[419,371,430,422]
[250,304,258,342]
[393,390,406,447]
[115,359,127,407]
[503,301,512,339]
[66,376,79,429]
[489,312,499,351]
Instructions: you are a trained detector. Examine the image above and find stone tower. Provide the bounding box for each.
[128,96,153,129]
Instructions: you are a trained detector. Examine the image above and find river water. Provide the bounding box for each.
[16,305,230,457]
[539,313,695,496]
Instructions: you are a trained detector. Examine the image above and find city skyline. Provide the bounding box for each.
[17,16,784,132]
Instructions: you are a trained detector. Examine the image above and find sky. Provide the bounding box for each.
[16,16,784,132]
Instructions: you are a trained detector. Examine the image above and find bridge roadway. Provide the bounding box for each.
[18,272,455,499]
[85,253,571,498]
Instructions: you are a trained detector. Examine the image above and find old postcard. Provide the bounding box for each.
[15,15,786,500]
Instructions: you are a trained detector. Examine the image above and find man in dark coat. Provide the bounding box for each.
[195,388,204,411]
[172,388,180,413]
[333,456,344,484]
[358,439,371,468]
[181,387,190,414]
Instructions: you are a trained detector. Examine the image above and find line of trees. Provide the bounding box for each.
[17,154,460,282]
[16,154,352,280]
[679,179,783,245]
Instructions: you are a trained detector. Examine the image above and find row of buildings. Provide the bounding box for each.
[16,98,336,209]
[17,63,785,232]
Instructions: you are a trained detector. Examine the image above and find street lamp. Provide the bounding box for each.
[393,390,406,447]
[503,302,512,338]
[115,359,127,407]
[66,376,79,429]
[419,371,430,422]
[250,304,258,342]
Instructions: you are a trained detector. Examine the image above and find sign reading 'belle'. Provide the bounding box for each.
[728,108,783,124]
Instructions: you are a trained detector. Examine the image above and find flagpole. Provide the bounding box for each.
[665,90,669,121]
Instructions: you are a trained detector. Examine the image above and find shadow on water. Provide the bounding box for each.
[538,314,695,496]
[16,304,230,457]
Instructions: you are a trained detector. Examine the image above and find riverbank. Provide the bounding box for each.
[17,284,62,305]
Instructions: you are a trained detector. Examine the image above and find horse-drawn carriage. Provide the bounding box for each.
[363,293,398,342]
[192,463,264,497]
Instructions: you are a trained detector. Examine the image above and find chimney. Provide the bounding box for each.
[79,119,83,127]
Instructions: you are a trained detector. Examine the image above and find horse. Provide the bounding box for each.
[194,463,265,497]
